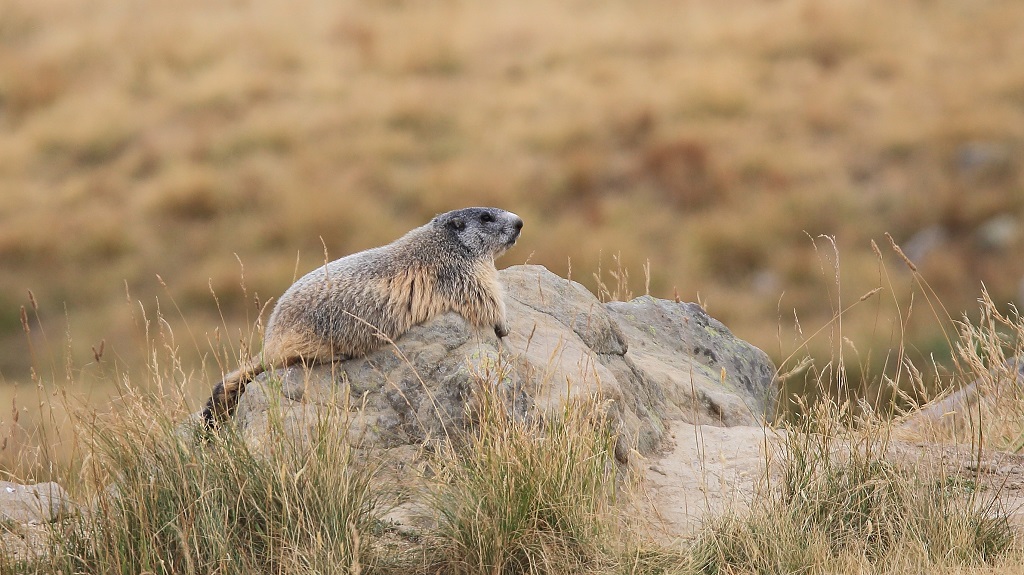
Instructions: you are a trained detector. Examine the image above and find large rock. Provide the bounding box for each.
[0,481,73,525]
[234,265,777,459]
[605,296,777,425]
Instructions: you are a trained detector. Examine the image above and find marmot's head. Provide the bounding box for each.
[432,207,523,258]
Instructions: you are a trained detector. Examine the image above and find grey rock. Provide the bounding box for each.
[233,265,778,461]
[976,214,1018,252]
[899,356,1024,435]
[606,295,777,424]
[0,481,73,525]
[955,141,1012,178]
[903,225,948,264]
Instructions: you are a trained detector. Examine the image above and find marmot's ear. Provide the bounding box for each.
[448,217,466,231]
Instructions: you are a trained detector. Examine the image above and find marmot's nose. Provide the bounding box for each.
[512,217,523,232]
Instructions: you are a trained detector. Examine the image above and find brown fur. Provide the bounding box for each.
[202,207,523,428]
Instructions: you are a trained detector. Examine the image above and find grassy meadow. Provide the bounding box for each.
[4,324,1024,574]
[2,0,1023,406]
[1,2,1024,567]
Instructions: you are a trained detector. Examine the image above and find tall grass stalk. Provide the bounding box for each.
[688,238,1020,575]
[427,363,620,575]
[5,249,1024,575]
[690,399,1015,574]
[942,289,1024,452]
[37,384,387,575]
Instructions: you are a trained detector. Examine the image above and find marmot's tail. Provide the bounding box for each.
[201,362,269,429]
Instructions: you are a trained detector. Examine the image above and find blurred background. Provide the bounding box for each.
[1,0,1023,423]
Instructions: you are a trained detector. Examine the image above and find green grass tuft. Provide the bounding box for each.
[690,403,1016,575]
[38,398,387,575]
[426,366,621,575]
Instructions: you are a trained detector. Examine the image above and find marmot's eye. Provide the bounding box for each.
[480,213,495,223]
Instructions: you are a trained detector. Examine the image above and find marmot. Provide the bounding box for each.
[201,207,523,428]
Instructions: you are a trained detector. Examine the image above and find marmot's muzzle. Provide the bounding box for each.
[507,216,524,245]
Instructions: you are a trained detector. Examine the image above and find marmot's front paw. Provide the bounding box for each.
[494,322,510,338]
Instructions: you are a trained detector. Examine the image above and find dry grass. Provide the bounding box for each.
[6,386,392,574]
[1,251,1024,573]
[3,291,1023,575]
[692,400,1017,575]
[683,239,1024,575]
[1,1,1024,570]
[895,288,1024,453]
[1,0,1023,417]
[426,360,620,575]
[0,333,635,575]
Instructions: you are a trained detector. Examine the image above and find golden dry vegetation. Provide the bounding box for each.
[1,0,1023,426]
